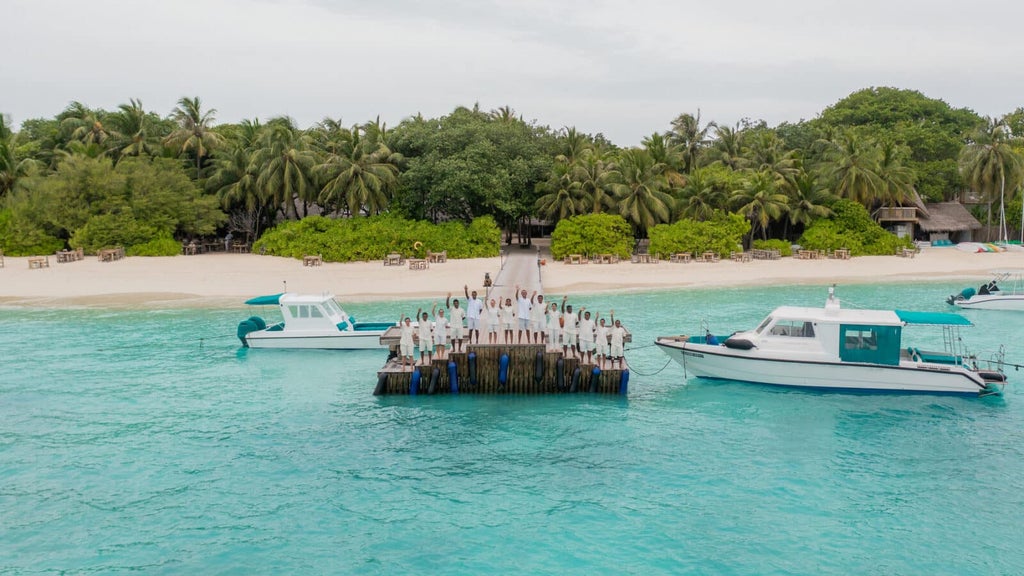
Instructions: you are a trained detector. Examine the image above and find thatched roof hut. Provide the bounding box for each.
[917,202,981,242]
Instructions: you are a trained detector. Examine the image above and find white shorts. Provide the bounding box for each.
[467,318,479,330]
[518,318,530,330]
[611,343,623,357]
[563,332,578,346]
[451,325,464,339]
[548,328,561,345]
[530,320,545,332]
[596,340,609,356]
[503,322,514,331]
[400,342,414,357]
[433,332,447,346]
[488,321,499,333]
[579,338,594,352]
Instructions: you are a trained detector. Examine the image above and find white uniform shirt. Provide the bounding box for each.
[417,319,432,345]
[563,311,578,334]
[517,296,532,320]
[611,326,625,347]
[486,303,500,326]
[578,318,595,341]
[531,301,546,324]
[450,306,466,327]
[400,323,415,347]
[466,297,483,321]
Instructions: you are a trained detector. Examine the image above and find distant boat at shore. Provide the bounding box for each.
[947,270,1024,311]
[656,286,1008,396]
[237,293,394,349]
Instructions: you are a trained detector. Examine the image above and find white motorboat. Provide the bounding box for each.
[947,270,1024,311]
[656,287,1008,396]
[237,293,394,349]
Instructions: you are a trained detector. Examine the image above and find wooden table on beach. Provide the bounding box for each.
[833,248,850,260]
[670,252,691,263]
[566,254,584,264]
[384,253,403,266]
[232,243,249,253]
[700,251,719,263]
[408,258,428,270]
[28,256,49,269]
[99,247,124,262]
[427,250,447,263]
[182,243,198,255]
[303,254,322,266]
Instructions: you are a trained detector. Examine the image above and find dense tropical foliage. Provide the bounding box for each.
[3,86,1024,257]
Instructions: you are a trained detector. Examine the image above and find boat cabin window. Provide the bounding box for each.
[288,305,299,318]
[326,300,343,316]
[755,317,773,334]
[768,320,815,337]
[310,306,324,318]
[843,328,878,350]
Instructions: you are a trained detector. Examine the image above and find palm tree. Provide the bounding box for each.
[959,117,1024,240]
[0,115,37,196]
[785,171,834,238]
[535,161,585,221]
[611,148,673,235]
[743,131,799,185]
[731,171,790,240]
[252,118,317,219]
[109,98,158,160]
[820,131,883,206]
[316,124,400,216]
[555,126,591,166]
[572,148,619,214]
[667,110,715,174]
[875,140,916,207]
[642,132,686,190]
[59,101,120,152]
[165,96,224,179]
[707,123,746,170]
[675,167,727,221]
[489,105,521,123]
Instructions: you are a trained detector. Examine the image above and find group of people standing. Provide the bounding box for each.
[396,285,626,371]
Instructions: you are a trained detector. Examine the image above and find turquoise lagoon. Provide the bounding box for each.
[2,283,1023,574]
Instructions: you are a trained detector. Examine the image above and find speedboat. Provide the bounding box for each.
[656,287,1008,396]
[947,270,1024,311]
[237,293,395,349]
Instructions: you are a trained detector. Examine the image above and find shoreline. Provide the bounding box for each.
[1,249,1022,309]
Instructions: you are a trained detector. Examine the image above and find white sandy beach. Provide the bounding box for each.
[1,248,1023,308]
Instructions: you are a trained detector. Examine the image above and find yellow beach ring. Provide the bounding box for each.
[413,241,423,250]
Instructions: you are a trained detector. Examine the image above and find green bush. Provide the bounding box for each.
[70,213,162,253]
[648,212,751,257]
[0,207,64,256]
[752,238,792,257]
[549,214,633,260]
[253,214,501,262]
[797,200,913,255]
[127,235,183,256]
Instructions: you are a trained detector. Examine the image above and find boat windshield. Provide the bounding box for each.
[769,320,815,337]
[325,299,344,317]
[755,316,773,334]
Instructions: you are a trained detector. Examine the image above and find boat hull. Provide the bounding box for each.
[656,339,988,395]
[244,330,385,350]
[953,294,1024,311]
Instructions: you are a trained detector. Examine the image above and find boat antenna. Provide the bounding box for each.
[283,280,287,292]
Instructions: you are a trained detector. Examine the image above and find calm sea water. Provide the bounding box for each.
[2,283,1023,575]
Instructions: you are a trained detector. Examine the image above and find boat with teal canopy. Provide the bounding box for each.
[237,292,395,350]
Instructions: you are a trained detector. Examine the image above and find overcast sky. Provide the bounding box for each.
[4,0,1024,146]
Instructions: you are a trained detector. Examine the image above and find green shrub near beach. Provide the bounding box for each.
[549,214,633,260]
[648,212,751,257]
[797,200,913,256]
[253,214,501,261]
[752,239,792,257]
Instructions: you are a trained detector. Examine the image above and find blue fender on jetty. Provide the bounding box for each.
[555,358,565,391]
[570,366,581,393]
[619,369,630,395]
[534,351,544,385]
[498,353,510,386]
[448,361,459,394]
[589,365,601,393]
[373,372,388,396]
[410,368,421,395]
[428,367,440,395]
[468,352,478,387]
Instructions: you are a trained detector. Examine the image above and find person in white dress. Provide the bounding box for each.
[485,298,500,344]
[499,297,515,344]
[446,292,466,353]
[578,309,595,364]
[431,304,449,359]
[594,315,610,368]
[463,285,484,344]
[610,312,626,369]
[515,285,533,344]
[561,297,578,359]
[399,315,415,371]
[546,301,562,352]
[530,292,547,345]
[416,308,433,364]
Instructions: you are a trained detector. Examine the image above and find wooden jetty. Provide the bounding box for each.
[375,330,632,395]
[373,247,632,396]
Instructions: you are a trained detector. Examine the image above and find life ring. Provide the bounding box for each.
[413,241,423,250]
